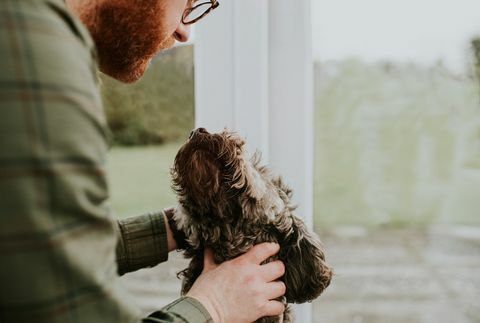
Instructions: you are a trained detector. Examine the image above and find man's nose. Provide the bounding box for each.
[173,23,191,43]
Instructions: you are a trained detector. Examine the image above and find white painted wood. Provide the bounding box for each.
[194,0,269,156]
[194,2,235,131]
[268,1,314,321]
[233,0,270,157]
[195,0,314,321]
[268,0,314,230]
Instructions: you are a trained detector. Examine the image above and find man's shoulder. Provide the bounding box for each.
[0,0,109,167]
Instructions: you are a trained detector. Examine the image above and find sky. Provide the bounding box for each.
[311,0,480,73]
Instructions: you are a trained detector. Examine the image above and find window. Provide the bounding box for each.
[313,1,480,322]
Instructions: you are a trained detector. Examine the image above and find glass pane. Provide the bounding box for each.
[185,2,211,23]
[313,1,480,322]
[104,46,196,312]
[103,46,195,216]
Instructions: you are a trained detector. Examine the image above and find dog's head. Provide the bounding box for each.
[171,128,286,225]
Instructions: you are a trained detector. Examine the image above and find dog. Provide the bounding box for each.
[170,128,332,322]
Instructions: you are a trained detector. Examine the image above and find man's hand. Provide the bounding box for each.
[186,243,286,323]
[163,210,178,252]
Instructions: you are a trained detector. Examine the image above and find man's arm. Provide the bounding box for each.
[114,214,288,322]
[115,210,177,276]
[152,244,287,323]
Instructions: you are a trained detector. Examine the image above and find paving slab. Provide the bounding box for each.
[120,227,480,323]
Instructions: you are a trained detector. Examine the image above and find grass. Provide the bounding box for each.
[107,142,182,218]
[107,60,480,227]
[314,60,480,227]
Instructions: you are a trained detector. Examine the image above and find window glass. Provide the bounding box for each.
[104,45,194,217]
[313,1,480,322]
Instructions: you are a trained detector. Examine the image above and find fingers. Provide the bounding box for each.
[262,300,285,317]
[265,281,286,300]
[246,242,280,265]
[203,248,218,272]
[261,260,285,282]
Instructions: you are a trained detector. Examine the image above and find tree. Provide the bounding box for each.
[472,38,480,90]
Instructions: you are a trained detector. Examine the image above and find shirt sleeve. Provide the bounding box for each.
[116,211,170,276]
[143,297,214,323]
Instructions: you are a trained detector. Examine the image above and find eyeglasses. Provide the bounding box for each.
[182,0,220,25]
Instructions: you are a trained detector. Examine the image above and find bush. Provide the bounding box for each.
[472,37,480,89]
[101,45,195,146]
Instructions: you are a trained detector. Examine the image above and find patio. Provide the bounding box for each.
[121,226,480,323]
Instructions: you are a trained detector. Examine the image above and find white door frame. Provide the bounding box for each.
[194,1,314,321]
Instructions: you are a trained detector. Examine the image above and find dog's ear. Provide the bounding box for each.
[279,215,333,303]
[172,148,223,213]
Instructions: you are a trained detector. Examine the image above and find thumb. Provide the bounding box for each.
[203,248,218,273]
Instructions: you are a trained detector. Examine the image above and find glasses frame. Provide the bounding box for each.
[182,0,220,25]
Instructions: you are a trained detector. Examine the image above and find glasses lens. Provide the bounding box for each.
[185,2,212,23]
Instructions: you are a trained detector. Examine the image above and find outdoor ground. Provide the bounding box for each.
[107,60,480,322]
[120,227,480,323]
[107,137,480,323]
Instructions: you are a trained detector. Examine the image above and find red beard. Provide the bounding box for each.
[76,0,176,83]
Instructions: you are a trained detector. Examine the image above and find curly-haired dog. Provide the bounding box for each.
[170,128,333,323]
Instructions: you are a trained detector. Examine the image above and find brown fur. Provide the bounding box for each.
[171,128,333,323]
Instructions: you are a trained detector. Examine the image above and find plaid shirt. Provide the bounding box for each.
[0,0,212,322]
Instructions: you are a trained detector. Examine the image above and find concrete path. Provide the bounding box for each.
[121,226,480,323]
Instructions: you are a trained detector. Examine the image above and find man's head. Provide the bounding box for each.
[67,0,192,83]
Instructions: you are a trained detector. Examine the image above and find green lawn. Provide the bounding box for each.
[313,60,480,228]
[107,60,480,227]
[107,142,182,218]
[107,143,480,227]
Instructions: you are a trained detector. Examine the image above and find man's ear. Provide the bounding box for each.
[279,215,333,303]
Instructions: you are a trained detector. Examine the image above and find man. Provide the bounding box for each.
[0,0,286,322]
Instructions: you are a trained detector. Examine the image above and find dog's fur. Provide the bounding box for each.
[171,128,333,323]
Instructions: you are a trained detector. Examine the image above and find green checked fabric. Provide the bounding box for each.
[0,0,212,322]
